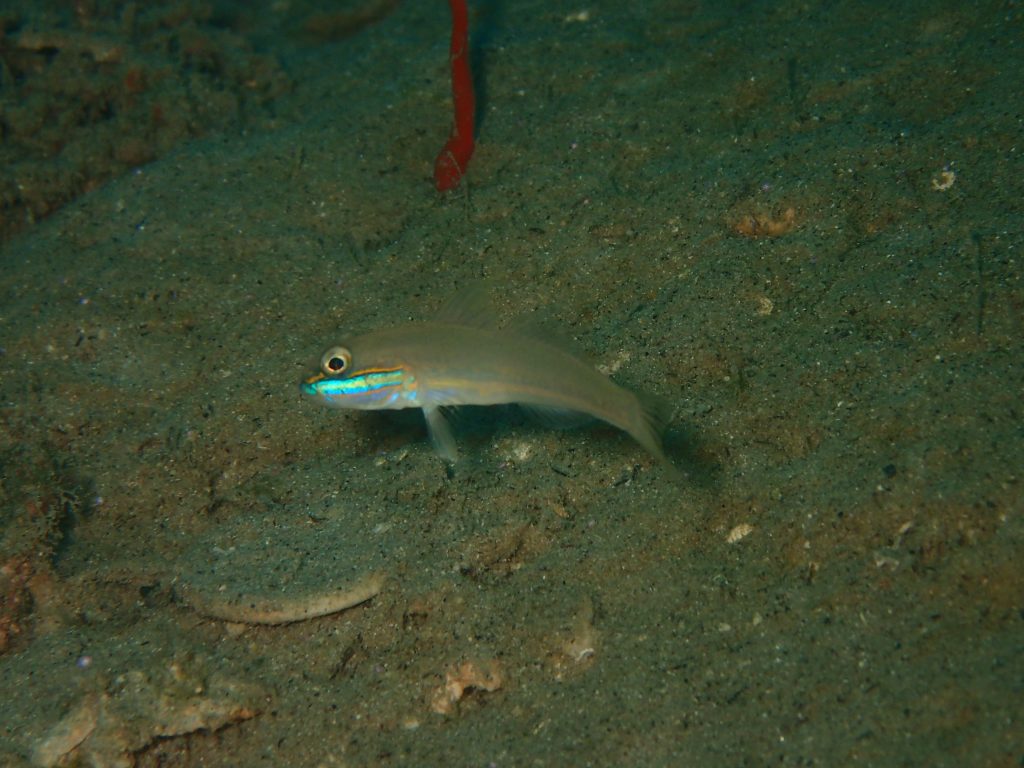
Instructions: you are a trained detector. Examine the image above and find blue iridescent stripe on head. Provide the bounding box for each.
[317,367,408,405]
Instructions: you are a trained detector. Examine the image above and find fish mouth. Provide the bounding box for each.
[299,373,323,397]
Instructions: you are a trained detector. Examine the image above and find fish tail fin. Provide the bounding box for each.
[632,391,683,480]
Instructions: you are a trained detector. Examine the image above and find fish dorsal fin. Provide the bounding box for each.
[433,284,497,328]
[507,314,598,367]
[435,286,598,367]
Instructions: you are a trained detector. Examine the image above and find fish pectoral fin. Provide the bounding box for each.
[423,406,458,463]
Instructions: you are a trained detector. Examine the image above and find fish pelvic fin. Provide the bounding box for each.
[423,405,459,463]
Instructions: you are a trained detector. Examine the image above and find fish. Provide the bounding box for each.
[300,288,676,473]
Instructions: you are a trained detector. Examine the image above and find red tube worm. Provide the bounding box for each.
[433,0,475,192]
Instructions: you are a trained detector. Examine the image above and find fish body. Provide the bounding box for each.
[301,291,674,470]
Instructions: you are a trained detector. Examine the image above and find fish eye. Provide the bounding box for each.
[320,346,352,375]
